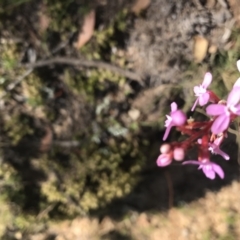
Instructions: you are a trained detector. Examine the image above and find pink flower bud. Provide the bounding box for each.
[156,153,172,167]
[173,147,185,161]
[160,144,171,154]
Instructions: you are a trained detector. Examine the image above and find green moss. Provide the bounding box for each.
[37,136,145,217]
[0,42,20,76]
[4,114,34,145]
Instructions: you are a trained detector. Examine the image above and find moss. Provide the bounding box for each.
[22,74,45,108]
[3,114,33,145]
[0,1,143,236]
[37,136,145,217]
[0,162,27,237]
[0,42,20,78]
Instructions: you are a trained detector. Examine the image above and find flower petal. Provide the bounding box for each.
[202,167,215,179]
[227,88,240,106]
[212,163,224,179]
[211,114,230,134]
[199,92,210,106]
[202,72,212,88]
[237,60,240,72]
[234,104,240,115]
[171,102,177,112]
[163,125,172,141]
[171,110,187,126]
[206,104,225,116]
[216,149,230,160]
[233,78,240,88]
[191,98,199,111]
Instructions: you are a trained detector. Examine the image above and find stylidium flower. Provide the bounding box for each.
[191,72,212,111]
[156,153,172,167]
[183,159,224,179]
[163,102,187,141]
[206,86,240,134]
[209,136,229,160]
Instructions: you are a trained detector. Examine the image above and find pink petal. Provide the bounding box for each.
[213,136,223,146]
[206,104,225,116]
[227,88,240,106]
[171,110,187,126]
[202,168,215,179]
[199,92,210,106]
[211,114,230,134]
[233,78,240,88]
[171,102,177,112]
[212,163,224,179]
[237,60,240,72]
[191,98,199,111]
[216,149,230,160]
[202,72,212,88]
[234,104,240,115]
[163,125,172,141]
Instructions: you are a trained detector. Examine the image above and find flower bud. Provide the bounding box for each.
[173,147,185,161]
[160,144,171,154]
[156,153,172,167]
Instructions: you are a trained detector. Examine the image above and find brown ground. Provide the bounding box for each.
[31,180,240,240]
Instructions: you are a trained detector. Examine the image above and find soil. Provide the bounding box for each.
[127,0,234,122]
[31,180,240,240]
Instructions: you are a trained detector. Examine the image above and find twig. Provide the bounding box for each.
[36,203,56,220]
[0,68,33,99]
[23,57,143,83]
[53,140,80,147]
[1,55,142,102]
[7,68,33,91]
[164,170,174,208]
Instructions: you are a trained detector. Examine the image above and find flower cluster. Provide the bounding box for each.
[156,61,240,180]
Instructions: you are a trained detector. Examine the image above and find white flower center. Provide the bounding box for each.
[228,104,237,115]
[195,85,206,96]
[165,115,172,127]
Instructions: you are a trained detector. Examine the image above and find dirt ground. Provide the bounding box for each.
[30,179,240,240]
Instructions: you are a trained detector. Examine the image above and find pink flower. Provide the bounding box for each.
[163,102,187,141]
[191,72,212,111]
[206,87,240,134]
[183,159,224,179]
[156,153,172,167]
[209,136,229,160]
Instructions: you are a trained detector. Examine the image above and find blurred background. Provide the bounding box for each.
[0,0,240,239]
